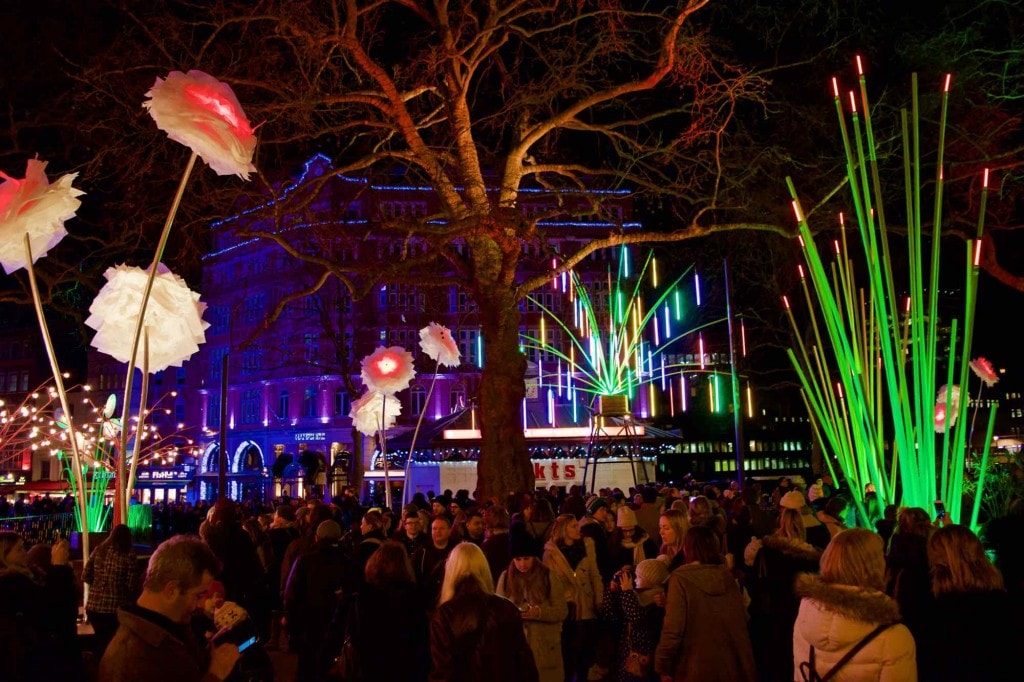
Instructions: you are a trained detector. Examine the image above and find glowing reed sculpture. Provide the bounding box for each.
[784,58,996,526]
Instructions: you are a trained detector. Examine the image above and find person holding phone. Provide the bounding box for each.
[98,535,241,682]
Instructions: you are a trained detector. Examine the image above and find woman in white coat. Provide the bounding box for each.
[793,528,917,681]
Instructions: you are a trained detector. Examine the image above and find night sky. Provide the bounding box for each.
[1,0,1021,376]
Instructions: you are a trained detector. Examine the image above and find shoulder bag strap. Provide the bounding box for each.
[819,622,896,682]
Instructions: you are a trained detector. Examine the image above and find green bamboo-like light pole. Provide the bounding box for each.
[784,61,993,523]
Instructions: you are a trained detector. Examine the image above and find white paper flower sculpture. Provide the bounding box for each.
[350,391,402,437]
[144,70,257,179]
[86,263,209,372]
[360,346,416,395]
[969,357,999,388]
[0,159,84,274]
[419,322,461,368]
[933,384,960,434]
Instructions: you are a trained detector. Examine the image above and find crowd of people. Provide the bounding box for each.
[0,475,1022,681]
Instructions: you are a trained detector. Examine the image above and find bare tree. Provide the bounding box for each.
[6,0,1022,496]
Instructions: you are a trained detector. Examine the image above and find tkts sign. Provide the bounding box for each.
[532,459,582,485]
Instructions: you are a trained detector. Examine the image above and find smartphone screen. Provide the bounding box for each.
[933,500,946,519]
[236,635,257,653]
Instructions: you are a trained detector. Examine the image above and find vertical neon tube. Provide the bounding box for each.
[674,289,682,320]
[746,383,753,418]
[476,331,483,368]
[664,304,671,338]
[681,375,688,412]
[741,319,747,357]
[648,382,656,418]
[695,272,702,306]
[699,334,706,370]
[547,389,555,426]
[652,256,659,288]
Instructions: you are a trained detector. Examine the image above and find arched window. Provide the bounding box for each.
[449,384,466,413]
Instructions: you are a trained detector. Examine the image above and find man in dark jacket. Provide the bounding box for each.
[98,535,240,682]
[284,519,349,681]
[413,515,460,610]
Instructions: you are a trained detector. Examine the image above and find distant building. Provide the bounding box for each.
[173,154,814,503]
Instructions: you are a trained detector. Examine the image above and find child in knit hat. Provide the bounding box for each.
[601,558,668,681]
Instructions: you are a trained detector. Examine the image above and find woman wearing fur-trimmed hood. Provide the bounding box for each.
[793,528,917,681]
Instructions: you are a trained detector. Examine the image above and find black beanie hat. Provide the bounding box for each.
[508,522,542,559]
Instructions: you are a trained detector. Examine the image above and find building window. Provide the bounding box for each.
[303,385,318,418]
[208,395,221,429]
[278,390,290,420]
[241,390,261,424]
[334,389,350,417]
[210,347,228,383]
[450,385,466,413]
[411,385,426,416]
[304,333,319,363]
[458,329,480,366]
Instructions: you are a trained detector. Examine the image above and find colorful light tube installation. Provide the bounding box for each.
[784,60,995,525]
[520,250,726,419]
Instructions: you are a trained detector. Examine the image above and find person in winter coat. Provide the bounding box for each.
[544,513,604,682]
[779,490,831,551]
[793,528,916,682]
[324,540,430,682]
[655,526,757,682]
[916,524,1023,681]
[83,524,142,657]
[284,520,349,682]
[657,509,690,571]
[497,525,568,682]
[611,506,660,571]
[429,542,539,682]
[744,508,821,682]
[0,533,81,681]
[602,558,668,682]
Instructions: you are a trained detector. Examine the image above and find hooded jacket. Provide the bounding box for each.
[654,563,756,681]
[793,574,916,681]
[747,535,821,682]
[543,536,604,620]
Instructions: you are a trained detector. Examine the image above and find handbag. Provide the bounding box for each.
[799,621,895,682]
[328,595,362,682]
[622,622,652,678]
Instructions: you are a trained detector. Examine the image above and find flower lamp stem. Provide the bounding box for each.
[403,370,439,508]
[117,151,197,521]
[125,331,150,514]
[380,400,391,510]
[23,234,91,568]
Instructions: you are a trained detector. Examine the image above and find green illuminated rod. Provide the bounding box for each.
[784,59,994,524]
[521,251,724,404]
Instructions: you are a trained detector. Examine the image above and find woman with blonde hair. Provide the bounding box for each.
[793,528,916,681]
[657,509,690,570]
[430,542,538,681]
[544,513,603,682]
[498,525,567,682]
[916,524,1021,681]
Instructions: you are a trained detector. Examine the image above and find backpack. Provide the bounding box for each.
[798,622,896,682]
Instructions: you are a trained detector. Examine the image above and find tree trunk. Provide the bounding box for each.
[476,287,533,501]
